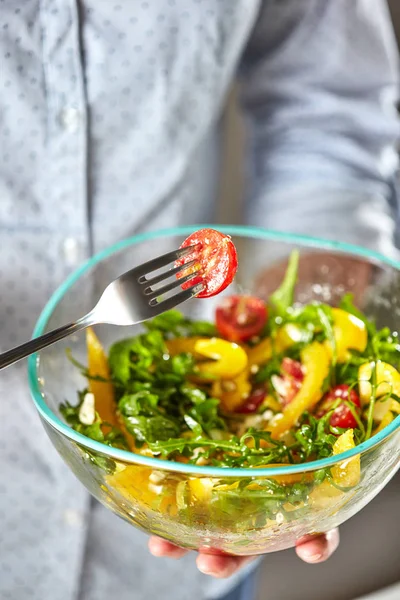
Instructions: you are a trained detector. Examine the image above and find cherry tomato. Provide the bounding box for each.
[235,388,266,414]
[318,384,361,429]
[281,357,304,381]
[272,358,304,407]
[176,229,238,298]
[215,295,267,342]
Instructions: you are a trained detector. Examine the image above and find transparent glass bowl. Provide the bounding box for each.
[28,227,400,556]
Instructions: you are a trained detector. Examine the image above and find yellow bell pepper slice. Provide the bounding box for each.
[246,337,272,368]
[246,324,304,368]
[87,328,137,448]
[269,342,330,439]
[391,399,400,415]
[166,336,201,357]
[358,360,400,421]
[107,466,177,515]
[310,429,360,508]
[331,429,360,488]
[188,477,214,504]
[331,308,367,363]
[374,411,394,434]
[211,370,251,412]
[194,337,248,379]
[87,328,118,428]
[308,479,344,509]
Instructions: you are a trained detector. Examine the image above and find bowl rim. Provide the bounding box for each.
[28,225,400,477]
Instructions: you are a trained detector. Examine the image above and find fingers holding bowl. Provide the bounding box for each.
[148,536,189,560]
[295,529,340,564]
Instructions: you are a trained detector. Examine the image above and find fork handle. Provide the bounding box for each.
[0,316,94,370]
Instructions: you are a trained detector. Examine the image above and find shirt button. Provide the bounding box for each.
[63,508,84,528]
[63,237,80,266]
[60,107,81,133]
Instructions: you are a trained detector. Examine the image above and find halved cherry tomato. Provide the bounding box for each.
[235,388,266,414]
[215,295,267,342]
[176,228,238,298]
[271,358,304,408]
[282,357,304,381]
[318,384,361,429]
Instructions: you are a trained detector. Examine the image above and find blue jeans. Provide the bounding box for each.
[214,570,259,600]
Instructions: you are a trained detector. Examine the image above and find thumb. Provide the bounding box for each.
[295,529,340,564]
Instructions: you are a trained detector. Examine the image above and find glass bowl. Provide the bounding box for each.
[28,226,400,556]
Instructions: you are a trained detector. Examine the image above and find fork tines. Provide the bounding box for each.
[136,244,202,305]
[136,245,198,281]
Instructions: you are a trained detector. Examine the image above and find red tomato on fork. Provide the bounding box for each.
[215,295,267,342]
[176,229,238,298]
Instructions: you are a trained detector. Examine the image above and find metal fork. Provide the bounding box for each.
[0,245,202,370]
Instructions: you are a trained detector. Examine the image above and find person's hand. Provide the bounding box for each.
[148,528,340,579]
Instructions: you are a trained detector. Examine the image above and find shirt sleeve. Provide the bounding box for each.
[239,0,400,258]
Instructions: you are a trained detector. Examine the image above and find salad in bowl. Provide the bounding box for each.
[29,227,400,555]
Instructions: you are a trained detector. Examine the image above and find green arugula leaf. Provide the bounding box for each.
[187,397,226,434]
[294,412,337,461]
[254,354,282,384]
[170,353,195,376]
[60,395,129,454]
[108,338,146,384]
[118,390,159,416]
[144,309,216,338]
[270,250,299,317]
[144,310,186,334]
[124,414,180,443]
[184,415,203,436]
[108,331,166,385]
[118,390,181,443]
[148,428,293,467]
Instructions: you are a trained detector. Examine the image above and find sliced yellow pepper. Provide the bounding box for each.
[107,465,151,502]
[188,477,214,504]
[331,308,367,363]
[309,429,360,508]
[358,361,400,421]
[331,429,360,488]
[269,342,330,439]
[246,324,304,367]
[211,370,251,412]
[391,399,400,415]
[107,465,177,515]
[194,338,248,379]
[308,479,343,509]
[374,411,394,434]
[166,336,202,357]
[87,328,118,428]
[87,327,137,448]
[246,337,272,368]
